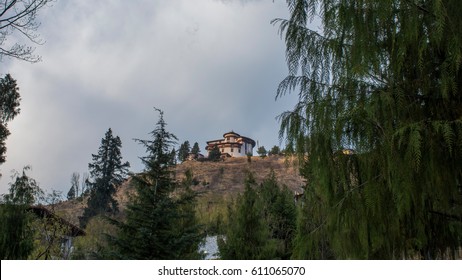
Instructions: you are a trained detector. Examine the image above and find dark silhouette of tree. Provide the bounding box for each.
[0,74,20,170]
[66,185,75,200]
[111,108,203,259]
[208,145,221,161]
[191,142,200,155]
[0,0,54,62]
[257,146,267,158]
[79,128,130,227]
[268,145,281,156]
[178,140,190,162]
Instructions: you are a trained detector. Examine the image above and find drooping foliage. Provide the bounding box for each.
[111,108,203,259]
[275,0,462,259]
[80,128,130,227]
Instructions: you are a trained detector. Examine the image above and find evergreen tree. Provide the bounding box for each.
[70,172,80,198]
[66,185,75,200]
[275,0,462,259]
[268,145,281,156]
[178,140,191,162]
[218,171,275,259]
[0,74,21,168]
[169,148,177,165]
[208,145,221,161]
[257,146,267,158]
[259,170,296,259]
[111,108,203,259]
[191,142,200,155]
[80,128,130,227]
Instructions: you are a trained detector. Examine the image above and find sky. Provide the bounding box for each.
[0,0,300,196]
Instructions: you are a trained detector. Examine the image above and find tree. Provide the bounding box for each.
[218,171,275,259]
[66,185,75,200]
[208,145,221,161]
[275,0,462,259]
[268,145,281,156]
[0,166,43,259]
[191,142,200,155]
[259,170,296,259]
[178,140,191,162]
[0,0,54,62]
[79,128,130,227]
[257,146,267,158]
[111,108,203,259]
[81,172,89,196]
[70,172,80,198]
[0,74,20,170]
[72,215,118,260]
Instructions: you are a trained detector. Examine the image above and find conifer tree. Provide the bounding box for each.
[218,171,275,259]
[111,108,203,259]
[178,140,191,162]
[80,128,130,227]
[257,146,267,158]
[268,145,281,156]
[208,145,221,161]
[259,170,296,259]
[275,0,462,259]
[191,142,200,155]
[66,185,75,200]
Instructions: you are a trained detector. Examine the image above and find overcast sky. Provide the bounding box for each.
[0,0,299,196]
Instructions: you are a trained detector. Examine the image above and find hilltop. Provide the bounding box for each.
[52,155,304,227]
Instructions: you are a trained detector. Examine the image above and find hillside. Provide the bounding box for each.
[53,155,304,227]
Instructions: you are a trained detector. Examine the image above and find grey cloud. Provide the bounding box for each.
[0,0,293,194]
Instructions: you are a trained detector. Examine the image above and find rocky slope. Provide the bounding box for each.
[53,155,304,226]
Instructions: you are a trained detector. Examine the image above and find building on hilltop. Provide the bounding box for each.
[205,131,256,158]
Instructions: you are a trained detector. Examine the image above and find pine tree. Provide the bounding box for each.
[178,140,191,162]
[275,0,462,259]
[111,108,203,259]
[191,142,200,155]
[208,145,221,161]
[259,170,296,259]
[268,145,281,156]
[79,128,130,227]
[0,74,21,168]
[66,185,75,200]
[257,146,267,158]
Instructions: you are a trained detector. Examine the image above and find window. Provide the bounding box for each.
[221,149,224,152]
[231,148,234,152]
[238,148,241,153]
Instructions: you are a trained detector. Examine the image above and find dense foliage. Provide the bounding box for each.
[111,108,203,259]
[219,170,296,259]
[0,74,20,167]
[80,128,130,227]
[0,167,42,259]
[275,0,462,259]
